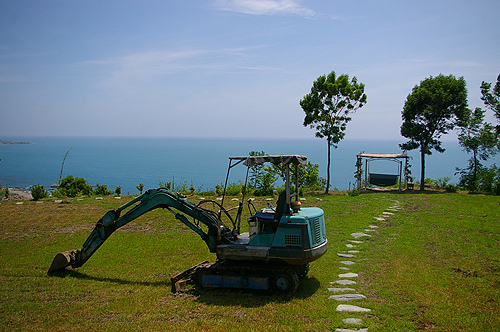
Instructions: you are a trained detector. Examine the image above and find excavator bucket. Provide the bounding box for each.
[48,250,78,273]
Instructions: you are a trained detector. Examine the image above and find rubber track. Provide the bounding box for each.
[193,261,299,296]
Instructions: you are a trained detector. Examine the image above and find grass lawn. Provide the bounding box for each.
[0,192,499,331]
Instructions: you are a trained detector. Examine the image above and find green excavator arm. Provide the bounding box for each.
[48,188,231,273]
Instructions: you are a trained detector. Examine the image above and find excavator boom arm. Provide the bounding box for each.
[48,188,228,273]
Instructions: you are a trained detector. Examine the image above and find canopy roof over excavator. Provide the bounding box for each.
[229,155,308,167]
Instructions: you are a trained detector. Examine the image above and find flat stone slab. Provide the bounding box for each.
[329,294,366,301]
[348,250,359,253]
[339,272,358,278]
[328,287,356,292]
[364,229,375,232]
[383,211,394,215]
[368,225,378,228]
[334,280,357,285]
[335,329,368,332]
[351,232,371,238]
[338,253,355,258]
[339,267,350,270]
[343,318,363,325]
[349,240,363,244]
[346,243,356,248]
[340,260,355,265]
[374,217,386,221]
[336,304,371,312]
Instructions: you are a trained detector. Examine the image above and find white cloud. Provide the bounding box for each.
[215,0,315,17]
[75,46,280,92]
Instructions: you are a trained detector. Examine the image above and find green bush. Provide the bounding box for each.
[444,184,458,193]
[225,181,244,196]
[0,187,9,199]
[458,163,500,194]
[31,184,48,200]
[58,175,93,197]
[95,183,111,196]
[114,185,122,196]
[348,188,360,197]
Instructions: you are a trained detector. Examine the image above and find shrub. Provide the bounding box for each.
[458,163,500,194]
[215,184,223,196]
[225,181,244,196]
[348,188,360,197]
[31,184,48,200]
[95,183,111,196]
[444,184,458,193]
[115,185,122,196]
[0,187,9,199]
[59,175,93,197]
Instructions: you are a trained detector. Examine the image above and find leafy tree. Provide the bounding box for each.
[248,151,266,189]
[136,183,144,194]
[252,165,278,196]
[480,74,500,133]
[299,162,326,191]
[114,185,122,196]
[300,71,367,193]
[457,107,498,191]
[272,161,326,192]
[400,74,468,191]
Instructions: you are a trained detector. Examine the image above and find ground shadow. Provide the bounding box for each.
[49,269,168,287]
[360,188,449,194]
[193,276,321,308]
[49,270,321,307]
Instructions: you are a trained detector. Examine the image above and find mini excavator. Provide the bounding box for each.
[48,155,328,295]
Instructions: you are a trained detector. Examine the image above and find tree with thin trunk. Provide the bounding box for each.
[400,74,468,191]
[457,107,498,191]
[300,71,367,194]
[480,73,500,147]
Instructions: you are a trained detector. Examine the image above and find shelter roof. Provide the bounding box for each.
[357,152,409,159]
[230,155,308,167]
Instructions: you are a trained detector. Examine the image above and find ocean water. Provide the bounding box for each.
[0,136,495,194]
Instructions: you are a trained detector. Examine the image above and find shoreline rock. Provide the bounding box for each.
[0,140,33,145]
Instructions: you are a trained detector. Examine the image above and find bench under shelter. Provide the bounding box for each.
[356,152,411,191]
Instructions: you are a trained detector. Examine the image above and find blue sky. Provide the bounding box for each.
[1,0,499,140]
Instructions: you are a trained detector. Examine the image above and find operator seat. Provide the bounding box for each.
[251,191,287,230]
[273,190,287,222]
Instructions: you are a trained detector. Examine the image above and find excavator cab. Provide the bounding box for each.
[208,155,328,289]
[48,155,327,295]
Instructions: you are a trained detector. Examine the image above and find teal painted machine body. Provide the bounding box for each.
[216,205,328,266]
[248,207,326,250]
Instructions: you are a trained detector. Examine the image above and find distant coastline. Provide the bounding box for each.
[0,140,33,145]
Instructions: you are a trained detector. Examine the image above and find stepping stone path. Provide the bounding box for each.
[334,279,357,285]
[329,294,367,301]
[350,232,371,238]
[337,253,356,258]
[329,200,403,331]
[340,260,355,265]
[328,287,356,292]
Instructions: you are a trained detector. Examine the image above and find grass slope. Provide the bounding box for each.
[0,193,498,331]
